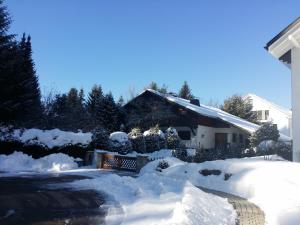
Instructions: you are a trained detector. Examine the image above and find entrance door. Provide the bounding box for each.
[215,133,228,149]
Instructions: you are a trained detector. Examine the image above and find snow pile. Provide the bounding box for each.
[0,151,78,173]
[144,149,173,159]
[109,132,129,143]
[142,156,300,225]
[70,166,236,225]
[0,128,92,148]
[143,129,165,138]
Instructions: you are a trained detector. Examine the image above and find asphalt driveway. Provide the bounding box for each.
[0,174,108,225]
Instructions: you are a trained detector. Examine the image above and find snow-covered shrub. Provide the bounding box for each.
[109,131,132,155]
[156,160,169,172]
[257,140,277,155]
[165,127,180,149]
[128,127,146,153]
[91,127,109,149]
[250,122,279,148]
[172,148,188,161]
[275,141,292,161]
[143,125,161,153]
[158,130,166,149]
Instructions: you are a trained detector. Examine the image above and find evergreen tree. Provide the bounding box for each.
[148,81,158,91]
[18,34,42,124]
[86,85,104,128]
[0,1,42,126]
[178,81,194,100]
[117,95,125,107]
[87,85,103,116]
[221,94,258,124]
[99,92,119,132]
[46,88,87,130]
[158,84,168,94]
[47,93,69,129]
[79,88,85,105]
[0,0,18,123]
[0,0,14,45]
[249,122,280,148]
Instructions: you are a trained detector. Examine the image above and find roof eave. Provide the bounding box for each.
[265,17,300,66]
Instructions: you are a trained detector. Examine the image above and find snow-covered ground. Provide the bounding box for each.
[0,151,236,225]
[2,150,300,225]
[69,169,236,225]
[0,151,78,173]
[143,156,300,225]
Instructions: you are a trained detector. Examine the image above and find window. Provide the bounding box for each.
[239,134,244,144]
[232,133,237,143]
[178,131,191,140]
[257,110,263,120]
[265,110,270,120]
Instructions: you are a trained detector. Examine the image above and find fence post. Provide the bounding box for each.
[84,150,94,166]
[136,155,149,172]
[95,151,107,169]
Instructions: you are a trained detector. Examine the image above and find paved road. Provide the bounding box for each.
[198,187,265,225]
[0,174,109,225]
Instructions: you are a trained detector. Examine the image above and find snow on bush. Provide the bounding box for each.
[0,127,92,149]
[165,127,180,149]
[143,125,165,152]
[69,163,236,225]
[140,156,300,225]
[109,132,132,155]
[0,151,78,172]
[257,140,277,153]
[128,128,146,153]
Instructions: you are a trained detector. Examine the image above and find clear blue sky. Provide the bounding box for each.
[6,0,300,108]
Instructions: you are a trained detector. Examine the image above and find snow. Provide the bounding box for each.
[69,163,236,225]
[0,151,78,173]
[141,156,300,225]
[0,128,92,148]
[186,149,196,157]
[143,129,165,138]
[142,89,291,141]
[110,132,129,143]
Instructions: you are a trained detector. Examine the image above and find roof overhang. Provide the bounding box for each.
[265,17,300,67]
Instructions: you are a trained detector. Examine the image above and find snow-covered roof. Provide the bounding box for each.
[133,89,291,141]
[244,93,292,118]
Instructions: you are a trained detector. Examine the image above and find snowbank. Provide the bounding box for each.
[0,127,92,148]
[141,156,300,225]
[70,168,236,225]
[109,132,129,143]
[0,151,78,173]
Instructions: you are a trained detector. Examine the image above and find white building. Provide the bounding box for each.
[265,17,300,162]
[244,94,292,137]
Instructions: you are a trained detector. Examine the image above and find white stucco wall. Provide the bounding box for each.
[291,48,300,162]
[195,125,248,149]
[171,125,249,149]
[246,94,292,137]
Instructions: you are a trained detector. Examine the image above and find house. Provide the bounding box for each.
[265,17,300,162]
[244,93,292,137]
[124,89,263,150]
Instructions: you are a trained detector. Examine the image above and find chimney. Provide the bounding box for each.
[190,99,200,106]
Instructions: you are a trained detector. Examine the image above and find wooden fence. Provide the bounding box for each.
[94,152,149,172]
